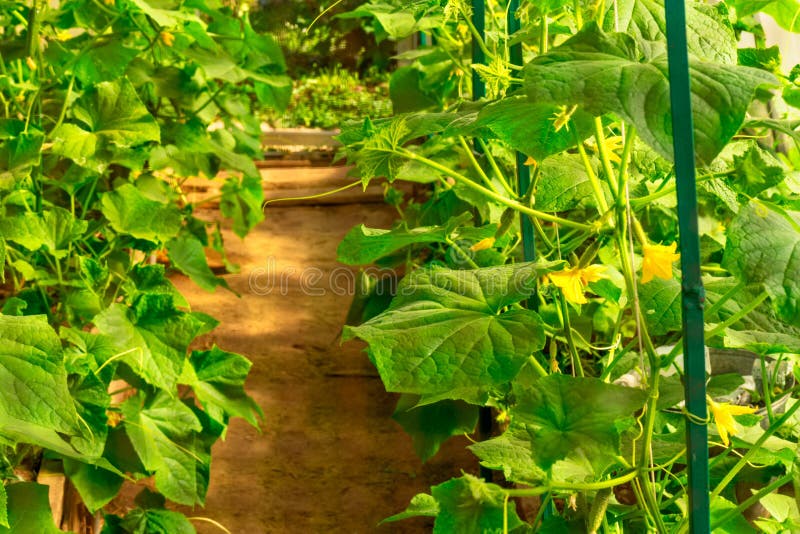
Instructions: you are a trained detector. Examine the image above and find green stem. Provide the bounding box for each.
[704,280,745,318]
[505,470,639,497]
[476,138,516,196]
[399,148,595,231]
[630,171,735,206]
[458,136,501,194]
[445,237,480,269]
[539,13,548,54]
[617,125,637,204]
[705,291,769,339]
[710,472,793,530]
[575,133,609,214]
[593,118,619,198]
[558,295,583,377]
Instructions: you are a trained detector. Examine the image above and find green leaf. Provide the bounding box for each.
[513,374,647,471]
[381,493,439,524]
[219,175,264,238]
[336,214,491,265]
[710,495,758,533]
[93,303,206,390]
[0,483,62,534]
[122,392,210,506]
[723,201,800,325]
[166,235,229,292]
[180,346,262,428]
[62,458,123,514]
[523,23,775,165]
[392,395,478,462]
[723,328,800,354]
[430,474,524,534]
[0,207,88,257]
[639,276,682,335]
[351,118,410,186]
[612,0,738,64]
[469,427,547,484]
[70,78,159,148]
[74,41,139,84]
[475,96,594,161]
[103,489,196,533]
[344,263,558,398]
[535,154,597,211]
[727,140,787,196]
[0,484,6,528]
[0,315,84,448]
[101,183,182,243]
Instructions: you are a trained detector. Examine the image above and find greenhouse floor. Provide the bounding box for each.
[169,185,475,532]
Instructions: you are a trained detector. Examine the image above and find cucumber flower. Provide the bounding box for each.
[160,31,176,47]
[641,242,680,284]
[548,264,606,305]
[470,237,495,252]
[708,397,757,447]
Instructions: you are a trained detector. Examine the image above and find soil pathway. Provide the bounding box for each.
[171,194,476,533]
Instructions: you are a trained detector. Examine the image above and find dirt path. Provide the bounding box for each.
[171,200,476,533]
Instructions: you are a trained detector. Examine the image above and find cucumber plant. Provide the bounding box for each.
[0,0,288,531]
[339,0,800,531]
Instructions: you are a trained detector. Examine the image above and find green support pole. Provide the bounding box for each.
[507,0,536,265]
[471,0,486,99]
[472,0,492,482]
[664,2,709,532]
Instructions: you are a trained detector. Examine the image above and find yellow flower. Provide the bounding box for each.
[548,264,607,305]
[160,31,175,47]
[708,398,757,447]
[470,237,495,252]
[641,242,680,284]
[523,156,537,167]
[25,57,36,70]
[600,136,624,164]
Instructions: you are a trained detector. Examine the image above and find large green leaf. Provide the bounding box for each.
[611,0,738,64]
[0,207,87,257]
[0,315,83,447]
[122,392,212,506]
[430,475,524,534]
[0,483,62,534]
[392,395,478,462]
[344,263,557,398]
[93,303,206,390]
[723,201,800,326]
[101,183,182,243]
[513,374,647,471]
[53,78,159,157]
[474,96,594,161]
[179,346,262,428]
[523,24,775,165]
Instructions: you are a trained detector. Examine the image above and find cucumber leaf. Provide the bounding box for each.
[513,374,647,472]
[723,201,800,326]
[344,263,558,398]
[0,483,62,534]
[523,23,775,165]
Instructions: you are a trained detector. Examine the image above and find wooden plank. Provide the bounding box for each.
[37,459,65,527]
